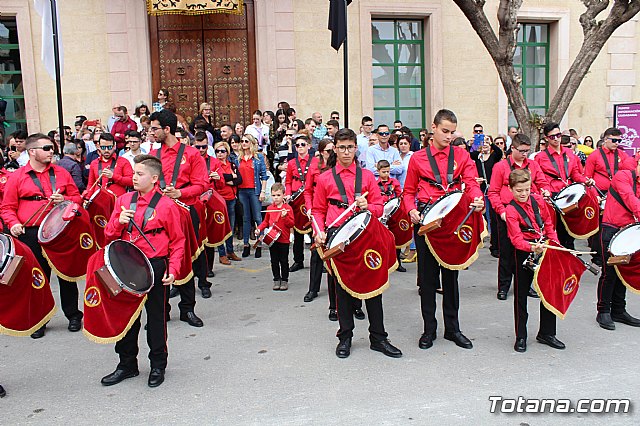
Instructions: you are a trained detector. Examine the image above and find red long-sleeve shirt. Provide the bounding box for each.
[110,117,138,151]
[150,142,208,206]
[505,194,558,252]
[87,156,133,197]
[285,154,317,195]
[584,147,634,192]
[104,188,186,277]
[213,160,237,201]
[0,163,82,228]
[602,169,640,228]
[377,177,402,202]
[535,147,585,194]
[257,202,295,243]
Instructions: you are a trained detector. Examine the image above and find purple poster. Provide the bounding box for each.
[614,103,640,156]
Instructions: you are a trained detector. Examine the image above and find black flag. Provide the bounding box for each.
[328,0,351,51]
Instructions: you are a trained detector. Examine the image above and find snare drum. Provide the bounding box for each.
[381,198,401,225]
[84,187,117,248]
[0,234,25,286]
[201,189,232,248]
[38,201,96,281]
[322,211,371,260]
[607,223,640,265]
[553,183,586,213]
[418,191,463,235]
[289,187,304,203]
[95,240,154,297]
[262,225,283,247]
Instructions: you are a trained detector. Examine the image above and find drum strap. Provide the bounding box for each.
[155,143,186,189]
[543,149,569,181]
[332,165,362,205]
[206,156,210,171]
[295,157,311,184]
[426,145,455,186]
[608,170,638,216]
[97,158,117,174]
[509,197,544,233]
[378,181,394,197]
[598,147,618,180]
[127,191,164,233]
[27,168,56,197]
[506,157,528,171]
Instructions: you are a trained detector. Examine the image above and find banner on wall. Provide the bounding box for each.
[614,103,640,156]
[146,0,243,16]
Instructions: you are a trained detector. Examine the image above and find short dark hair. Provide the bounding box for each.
[99,133,115,143]
[331,110,339,117]
[543,122,560,136]
[393,120,402,125]
[304,117,315,126]
[377,124,389,131]
[25,133,51,149]
[117,105,128,114]
[452,137,466,147]
[433,109,457,125]
[509,169,531,188]
[326,119,339,128]
[150,109,178,135]
[194,131,208,143]
[271,182,285,193]
[361,116,373,125]
[159,88,169,98]
[376,159,390,169]
[286,107,296,116]
[561,135,571,145]
[603,127,622,139]
[511,133,531,148]
[134,154,163,176]
[125,130,141,139]
[334,128,357,143]
[473,123,483,129]
[220,123,233,133]
[10,129,27,140]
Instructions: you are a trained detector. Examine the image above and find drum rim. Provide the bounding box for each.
[327,210,372,249]
[0,233,15,273]
[104,239,154,295]
[421,190,463,224]
[263,225,283,246]
[383,198,401,218]
[609,222,640,256]
[554,183,586,205]
[37,200,72,243]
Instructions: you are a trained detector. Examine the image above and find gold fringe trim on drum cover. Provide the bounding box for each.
[328,259,397,300]
[395,238,412,250]
[0,305,57,337]
[191,239,207,262]
[293,226,312,235]
[82,296,147,344]
[174,269,194,286]
[204,231,233,248]
[532,248,567,320]
[614,265,640,295]
[423,222,488,271]
[559,215,598,240]
[41,248,86,282]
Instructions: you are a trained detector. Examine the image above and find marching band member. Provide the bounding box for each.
[149,109,207,327]
[595,162,640,330]
[0,133,84,338]
[100,155,185,387]
[86,133,134,198]
[488,134,551,300]
[313,128,402,359]
[403,109,484,351]
[256,183,294,290]
[376,159,406,272]
[505,169,564,352]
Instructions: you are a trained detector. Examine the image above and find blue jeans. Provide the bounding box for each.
[484,195,492,234]
[238,188,262,245]
[218,198,237,256]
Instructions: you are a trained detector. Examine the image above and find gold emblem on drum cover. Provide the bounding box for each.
[84,286,101,308]
[32,267,45,289]
[457,225,473,243]
[300,205,307,215]
[585,207,595,220]
[364,249,383,270]
[94,215,108,228]
[148,209,157,222]
[563,274,578,295]
[80,233,94,250]
[214,211,225,224]
[453,160,458,171]
[181,156,187,165]
[0,176,6,184]
[399,219,410,231]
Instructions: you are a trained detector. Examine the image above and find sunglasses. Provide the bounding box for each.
[32,145,55,152]
[608,138,622,143]
[285,133,295,137]
[515,148,530,155]
[215,149,228,154]
[195,145,208,149]
[295,142,307,147]
[241,139,250,143]
[473,129,483,134]
[495,141,505,145]
[546,133,562,140]
[99,145,114,150]
[331,116,339,120]
[378,132,390,136]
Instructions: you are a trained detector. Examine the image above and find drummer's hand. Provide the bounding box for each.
[532,243,544,254]
[407,209,420,224]
[541,189,551,198]
[281,209,288,217]
[254,229,260,237]
[102,169,114,179]
[10,223,24,237]
[355,195,368,210]
[474,177,485,184]
[162,273,175,285]
[315,231,326,245]
[471,196,484,211]
[284,195,291,203]
[585,178,595,187]
[119,208,134,225]
[210,171,220,180]
[163,185,181,199]
[500,212,506,221]
[50,193,65,205]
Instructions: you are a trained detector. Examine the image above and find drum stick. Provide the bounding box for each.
[25,189,61,227]
[529,242,595,255]
[121,206,156,251]
[593,186,606,198]
[86,170,106,194]
[310,215,323,236]
[260,208,286,213]
[454,206,475,235]
[327,191,369,229]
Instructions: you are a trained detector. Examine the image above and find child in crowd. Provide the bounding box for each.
[256,183,295,291]
[376,160,405,272]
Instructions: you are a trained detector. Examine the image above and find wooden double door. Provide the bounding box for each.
[149,0,257,128]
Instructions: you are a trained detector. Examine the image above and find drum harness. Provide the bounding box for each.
[155,143,191,211]
[126,191,164,250]
[97,158,117,187]
[543,149,571,188]
[21,169,56,202]
[418,145,460,212]
[607,170,638,223]
[290,157,310,200]
[378,180,396,199]
[327,165,363,237]
[509,196,546,270]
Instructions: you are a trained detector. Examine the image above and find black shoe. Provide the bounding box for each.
[68,317,82,332]
[328,309,338,321]
[201,287,212,299]
[180,312,204,327]
[207,270,215,278]
[354,308,365,320]
[514,338,527,353]
[418,332,437,349]
[396,265,407,273]
[370,339,402,358]
[528,287,539,298]
[536,334,565,349]
[336,338,351,358]
[101,368,139,386]
[169,287,179,298]
[0,384,5,398]
[490,250,500,258]
[148,368,165,388]
[497,291,507,301]
[30,325,46,339]
[304,291,318,302]
[444,331,473,349]
[611,311,640,327]
[254,247,262,258]
[596,312,616,330]
[289,262,304,272]
[242,245,250,258]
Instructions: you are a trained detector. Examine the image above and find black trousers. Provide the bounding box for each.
[206,246,215,273]
[172,206,199,312]
[555,211,575,250]
[489,205,499,252]
[589,227,603,261]
[269,242,290,281]
[335,283,386,342]
[116,258,169,371]
[514,250,556,339]
[292,229,306,264]
[414,226,460,334]
[496,217,515,293]
[597,224,627,314]
[19,227,82,321]
[308,249,323,293]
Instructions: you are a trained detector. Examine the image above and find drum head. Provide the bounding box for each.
[38,201,72,243]
[555,184,585,209]
[422,192,463,224]
[105,240,154,295]
[0,233,15,273]
[328,211,371,249]
[383,198,401,218]
[609,223,640,256]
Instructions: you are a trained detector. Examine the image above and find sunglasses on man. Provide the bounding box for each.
[195,145,208,149]
[32,145,55,152]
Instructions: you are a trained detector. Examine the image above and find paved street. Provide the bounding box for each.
[1,240,639,425]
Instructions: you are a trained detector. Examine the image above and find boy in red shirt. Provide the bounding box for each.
[376,159,405,272]
[256,183,295,290]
